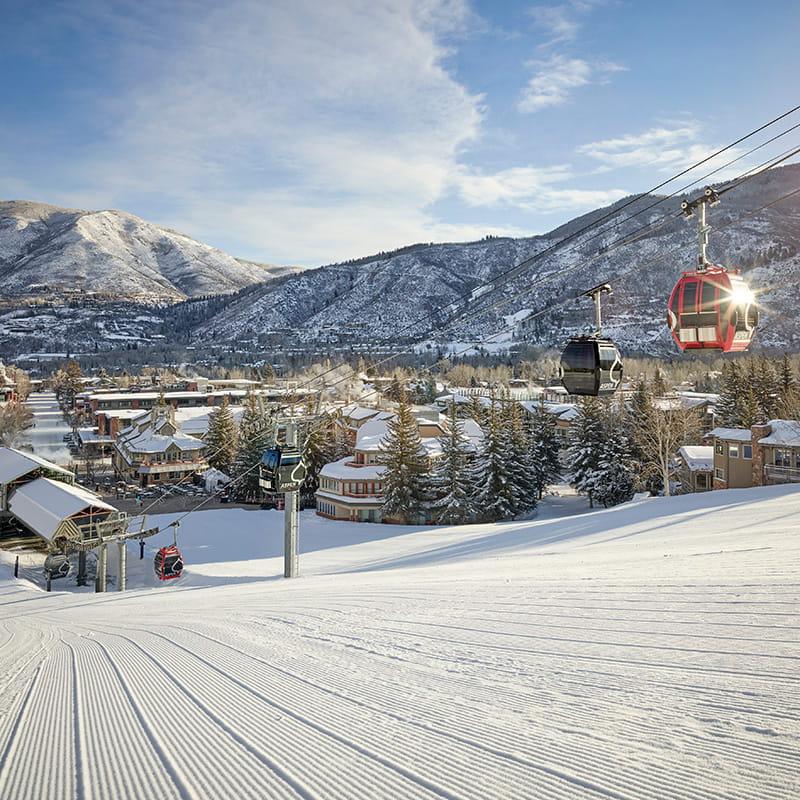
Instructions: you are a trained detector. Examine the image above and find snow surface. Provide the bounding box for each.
[1,485,798,800]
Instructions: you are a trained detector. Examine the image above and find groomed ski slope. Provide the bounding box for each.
[0,485,798,800]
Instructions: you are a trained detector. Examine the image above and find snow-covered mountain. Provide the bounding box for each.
[195,164,800,354]
[1,164,798,360]
[0,200,298,301]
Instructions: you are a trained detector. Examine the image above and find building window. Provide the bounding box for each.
[729,444,739,458]
[715,441,724,455]
[715,467,725,480]
[742,444,752,459]
[774,449,793,468]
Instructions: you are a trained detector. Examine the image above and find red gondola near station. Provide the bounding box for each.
[154,544,183,580]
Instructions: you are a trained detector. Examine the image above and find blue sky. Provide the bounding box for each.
[1,0,799,266]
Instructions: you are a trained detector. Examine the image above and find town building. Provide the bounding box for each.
[112,406,208,488]
[675,446,714,493]
[709,420,800,489]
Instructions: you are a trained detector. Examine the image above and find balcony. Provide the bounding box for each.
[764,464,800,483]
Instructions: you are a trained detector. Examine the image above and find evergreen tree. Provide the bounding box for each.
[378,393,429,524]
[232,393,274,499]
[717,361,744,426]
[503,397,537,515]
[429,402,479,524]
[527,397,562,500]
[592,406,636,507]
[475,396,520,521]
[738,387,763,429]
[753,357,779,421]
[300,414,334,496]
[778,354,795,397]
[205,397,239,476]
[651,366,669,397]
[776,355,800,419]
[566,397,606,507]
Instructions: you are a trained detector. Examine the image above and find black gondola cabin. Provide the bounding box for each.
[259,447,306,493]
[560,336,623,397]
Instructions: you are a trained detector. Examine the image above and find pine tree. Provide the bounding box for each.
[299,415,333,496]
[378,393,429,524]
[475,396,519,521]
[592,406,636,507]
[753,357,779,421]
[566,397,606,507]
[717,361,744,427]
[778,354,795,396]
[205,397,239,476]
[527,397,562,500]
[232,393,274,499]
[503,397,537,515]
[776,354,800,419]
[429,402,478,525]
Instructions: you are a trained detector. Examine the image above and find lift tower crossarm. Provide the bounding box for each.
[584,283,612,338]
[681,186,720,273]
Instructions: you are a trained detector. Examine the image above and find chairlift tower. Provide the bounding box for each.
[259,416,308,578]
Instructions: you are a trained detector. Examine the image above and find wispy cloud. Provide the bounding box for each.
[577,123,724,170]
[527,1,610,46]
[527,5,581,44]
[32,0,490,262]
[454,164,626,212]
[518,55,624,112]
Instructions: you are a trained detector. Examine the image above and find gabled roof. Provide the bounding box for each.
[758,420,800,446]
[9,477,116,539]
[709,427,753,442]
[0,447,73,485]
[678,445,714,471]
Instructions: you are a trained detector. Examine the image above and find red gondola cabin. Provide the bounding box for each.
[154,545,184,580]
[668,268,757,352]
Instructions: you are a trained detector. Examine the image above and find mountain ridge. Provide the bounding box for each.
[0,199,300,301]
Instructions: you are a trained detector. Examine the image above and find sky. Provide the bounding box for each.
[1,0,799,267]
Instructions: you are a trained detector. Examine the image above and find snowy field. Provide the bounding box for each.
[1,485,798,800]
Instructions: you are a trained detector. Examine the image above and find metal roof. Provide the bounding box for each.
[0,447,73,485]
[9,477,116,540]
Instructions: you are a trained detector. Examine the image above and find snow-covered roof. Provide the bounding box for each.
[340,404,383,421]
[758,420,800,446]
[115,409,206,454]
[96,408,145,420]
[652,396,709,411]
[678,446,714,471]
[173,406,246,436]
[0,447,73,485]
[76,427,114,444]
[356,417,394,451]
[9,477,116,539]
[519,400,578,419]
[709,427,753,442]
[319,457,384,481]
